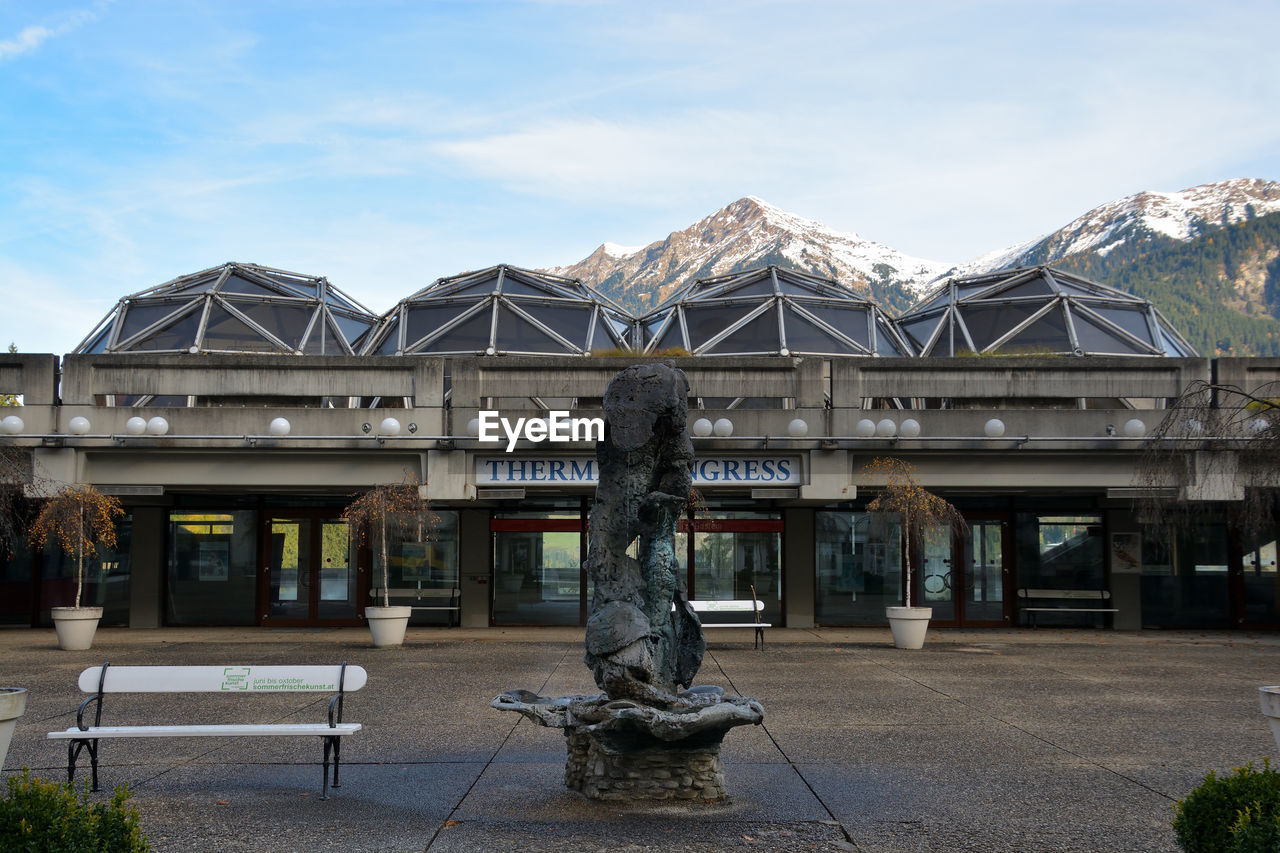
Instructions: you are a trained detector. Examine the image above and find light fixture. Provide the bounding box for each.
[380,417,402,436]
[485,346,496,356]
[1,415,23,435]
[68,416,92,435]
[188,345,200,354]
[1251,417,1271,434]
[407,423,418,434]
[1105,424,1117,436]
[692,418,713,437]
[361,422,372,434]
[1123,418,1146,438]
[899,418,921,438]
[1184,418,1203,436]
[984,418,1005,438]
[854,418,876,438]
[779,347,790,357]
[269,417,291,437]
[876,418,896,438]
[146,416,169,436]
[125,416,147,435]
[712,418,733,437]
[467,418,481,436]
[787,418,808,438]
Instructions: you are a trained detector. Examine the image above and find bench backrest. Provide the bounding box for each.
[1017,589,1110,600]
[686,600,764,613]
[78,665,368,694]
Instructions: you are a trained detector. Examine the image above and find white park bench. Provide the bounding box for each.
[685,594,770,649]
[47,662,366,799]
[370,586,460,626]
[1017,588,1118,628]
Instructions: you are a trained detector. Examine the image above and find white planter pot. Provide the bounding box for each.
[1259,686,1280,752]
[50,606,103,651]
[886,606,933,650]
[0,687,27,771]
[366,605,413,648]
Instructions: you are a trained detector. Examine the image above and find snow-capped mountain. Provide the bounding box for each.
[547,196,950,314]
[957,178,1280,276]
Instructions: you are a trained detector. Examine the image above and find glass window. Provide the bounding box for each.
[332,313,375,352]
[495,305,573,353]
[220,274,284,298]
[816,511,903,624]
[959,304,1041,351]
[375,511,460,626]
[404,302,476,349]
[119,302,188,342]
[417,306,494,353]
[1090,306,1156,343]
[1242,529,1280,625]
[703,308,778,354]
[998,309,1070,353]
[1140,523,1232,628]
[201,306,278,352]
[1016,514,1104,589]
[0,541,33,625]
[492,528,581,625]
[689,511,782,626]
[682,304,755,351]
[515,302,592,349]
[167,511,258,625]
[130,308,203,351]
[232,300,316,350]
[39,516,132,627]
[1071,314,1147,354]
[784,306,863,354]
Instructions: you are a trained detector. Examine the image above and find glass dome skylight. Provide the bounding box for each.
[74,262,379,356]
[364,264,634,356]
[898,266,1198,358]
[638,266,912,357]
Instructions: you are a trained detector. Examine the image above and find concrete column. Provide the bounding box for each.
[129,506,167,628]
[458,508,491,628]
[783,508,815,629]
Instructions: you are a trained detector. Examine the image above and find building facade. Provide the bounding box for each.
[2,350,1277,632]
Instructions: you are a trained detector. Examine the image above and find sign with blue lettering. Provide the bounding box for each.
[475,456,803,487]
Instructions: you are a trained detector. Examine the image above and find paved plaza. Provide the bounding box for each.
[2,625,1278,852]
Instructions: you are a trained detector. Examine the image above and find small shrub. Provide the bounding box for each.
[1174,760,1280,853]
[1230,805,1280,853]
[0,769,149,852]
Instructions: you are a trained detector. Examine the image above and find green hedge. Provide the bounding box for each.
[0,769,149,852]
[1174,761,1280,853]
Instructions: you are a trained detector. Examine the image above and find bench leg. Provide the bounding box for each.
[322,735,342,799]
[754,626,764,650]
[68,739,101,792]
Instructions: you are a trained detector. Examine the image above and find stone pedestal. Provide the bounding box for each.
[565,730,726,801]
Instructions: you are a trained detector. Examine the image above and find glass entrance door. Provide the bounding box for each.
[262,515,360,625]
[915,518,1010,627]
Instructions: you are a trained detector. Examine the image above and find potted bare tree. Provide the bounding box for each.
[864,457,967,649]
[343,478,437,647]
[28,483,124,650]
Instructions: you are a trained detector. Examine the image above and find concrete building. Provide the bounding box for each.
[1,264,1276,632]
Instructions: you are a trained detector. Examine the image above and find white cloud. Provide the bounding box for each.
[0,1,113,62]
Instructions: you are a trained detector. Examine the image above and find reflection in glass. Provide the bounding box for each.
[815,512,903,624]
[168,511,258,625]
[493,529,581,625]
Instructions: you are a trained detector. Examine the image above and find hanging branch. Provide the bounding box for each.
[862,457,967,609]
[1135,379,1280,539]
[342,475,438,608]
[0,446,34,561]
[28,484,124,609]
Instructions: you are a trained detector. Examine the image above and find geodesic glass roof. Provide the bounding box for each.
[639,266,913,357]
[898,266,1198,358]
[364,264,635,356]
[74,263,379,356]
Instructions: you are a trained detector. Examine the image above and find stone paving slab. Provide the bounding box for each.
[2,625,1279,851]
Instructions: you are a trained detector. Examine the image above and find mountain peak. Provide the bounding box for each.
[546,196,949,313]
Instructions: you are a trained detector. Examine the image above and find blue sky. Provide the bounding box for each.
[2,0,1278,354]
